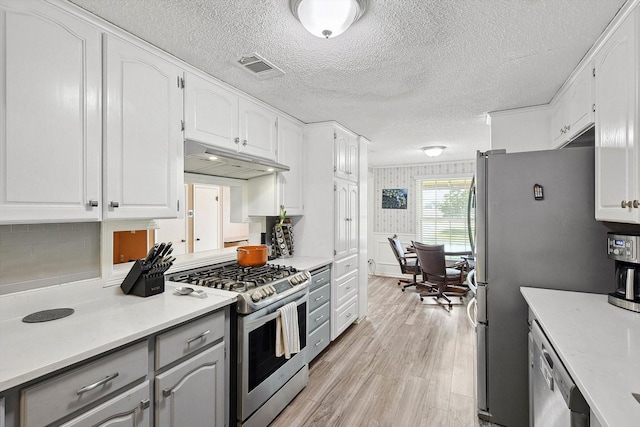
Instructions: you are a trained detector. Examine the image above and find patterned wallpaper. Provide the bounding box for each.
[373,161,476,234]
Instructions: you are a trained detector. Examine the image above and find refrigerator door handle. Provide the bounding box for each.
[477,282,487,324]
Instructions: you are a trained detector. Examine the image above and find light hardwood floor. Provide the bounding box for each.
[270,275,482,427]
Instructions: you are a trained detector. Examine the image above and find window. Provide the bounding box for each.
[416,175,474,253]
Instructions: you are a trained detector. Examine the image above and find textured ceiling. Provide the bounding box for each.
[69,0,626,166]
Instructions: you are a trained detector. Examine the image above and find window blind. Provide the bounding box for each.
[416,176,474,253]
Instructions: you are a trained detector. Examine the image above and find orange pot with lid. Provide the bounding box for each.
[236,245,268,267]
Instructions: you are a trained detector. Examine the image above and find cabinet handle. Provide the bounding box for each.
[110,201,119,208]
[140,399,150,410]
[314,295,324,301]
[315,315,324,322]
[634,200,639,208]
[186,329,210,345]
[76,372,119,395]
[234,137,240,144]
[622,200,633,208]
[242,139,248,146]
[162,388,173,398]
[87,200,99,207]
[315,338,324,347]
[181,239,186,242]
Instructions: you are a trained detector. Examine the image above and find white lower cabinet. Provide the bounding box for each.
[155,343,225,427]
[332,267,358,340]
[60,382,150,427]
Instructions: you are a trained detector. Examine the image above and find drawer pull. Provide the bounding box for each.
[346,312,352,318]
[76,372,119,395]
[315,315,324,322]
[346,285,352,290]
[315,278,325,283]
[186,329,210,345]
[345,263,352,268]
[314,295,324,302]
[315,338,324,347]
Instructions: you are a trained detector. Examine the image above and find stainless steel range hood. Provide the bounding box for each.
[184,139,289,179]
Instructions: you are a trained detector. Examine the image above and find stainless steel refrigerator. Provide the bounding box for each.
[475,147,613,427]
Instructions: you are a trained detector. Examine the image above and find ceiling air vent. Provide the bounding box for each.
[237,53,285,79]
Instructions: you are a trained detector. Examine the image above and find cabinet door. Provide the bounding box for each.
[566,64,594,139]
[239,99,277,160]
[594,12,639,223]
[277,117,304,215]
[347,136,359,182]
[549,94,569,148]
[155,343,225,427]
[334,128,350,180]
[334,181,349,258]
[60,382,150,427]
[104,34,183,219]
[0,1,101,223]
[347,184,358,254]
[184,72,239,151]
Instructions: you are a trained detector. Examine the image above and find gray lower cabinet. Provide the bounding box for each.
[11,309,229,427]
[59,382,150,427]
[155,343,225,427]
[307,266,331,362]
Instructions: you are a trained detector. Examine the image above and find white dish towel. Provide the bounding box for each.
[276,301,300,359]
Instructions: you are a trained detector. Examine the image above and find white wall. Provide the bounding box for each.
[369,160,476,277]
[489,105,551,153]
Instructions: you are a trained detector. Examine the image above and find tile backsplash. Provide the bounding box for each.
[0,223,100,295]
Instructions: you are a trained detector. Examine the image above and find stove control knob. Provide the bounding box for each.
[269,285,276,295]
[260,289,268,298]
[251,291,262,302]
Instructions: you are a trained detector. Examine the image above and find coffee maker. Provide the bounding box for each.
[607,233,640,312]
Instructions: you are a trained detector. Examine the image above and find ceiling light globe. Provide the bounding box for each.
[291,0,366,39]
[422,146,445,157]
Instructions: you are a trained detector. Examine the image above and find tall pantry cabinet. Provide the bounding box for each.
[297,122,367,340]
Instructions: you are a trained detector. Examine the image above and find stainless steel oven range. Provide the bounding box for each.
[168,262,311,427]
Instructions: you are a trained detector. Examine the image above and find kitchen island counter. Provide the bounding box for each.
[521,287,640,427]
[0,280,236,392]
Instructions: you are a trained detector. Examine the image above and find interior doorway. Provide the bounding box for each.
[193,184,221,252]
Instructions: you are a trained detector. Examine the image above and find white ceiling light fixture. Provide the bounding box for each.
[422,146,446,157]
[290,0,367,39]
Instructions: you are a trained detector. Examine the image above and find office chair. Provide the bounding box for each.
[412,241,468,310]
[388,235,420,291]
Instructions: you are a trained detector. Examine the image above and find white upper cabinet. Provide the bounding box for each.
[239,98,277,160]
[0,0,101,223]
[594,8,640,224]
[184,72,238,152]
[184,72,277,160]
[550,64,595,148]
[103,34,184,220]
[246,115,304,217]
[277,116,304,215]
[334,128,358,182]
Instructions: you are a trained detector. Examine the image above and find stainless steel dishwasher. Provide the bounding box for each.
[530,320,590,427]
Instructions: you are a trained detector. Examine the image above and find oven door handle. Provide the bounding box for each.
[244,294,306,331]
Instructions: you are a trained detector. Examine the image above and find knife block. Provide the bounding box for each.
[120,259,165,297]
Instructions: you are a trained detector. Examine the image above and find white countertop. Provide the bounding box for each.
[0,280,236,392]
[521,287,640,427]
[0,251,332,393]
